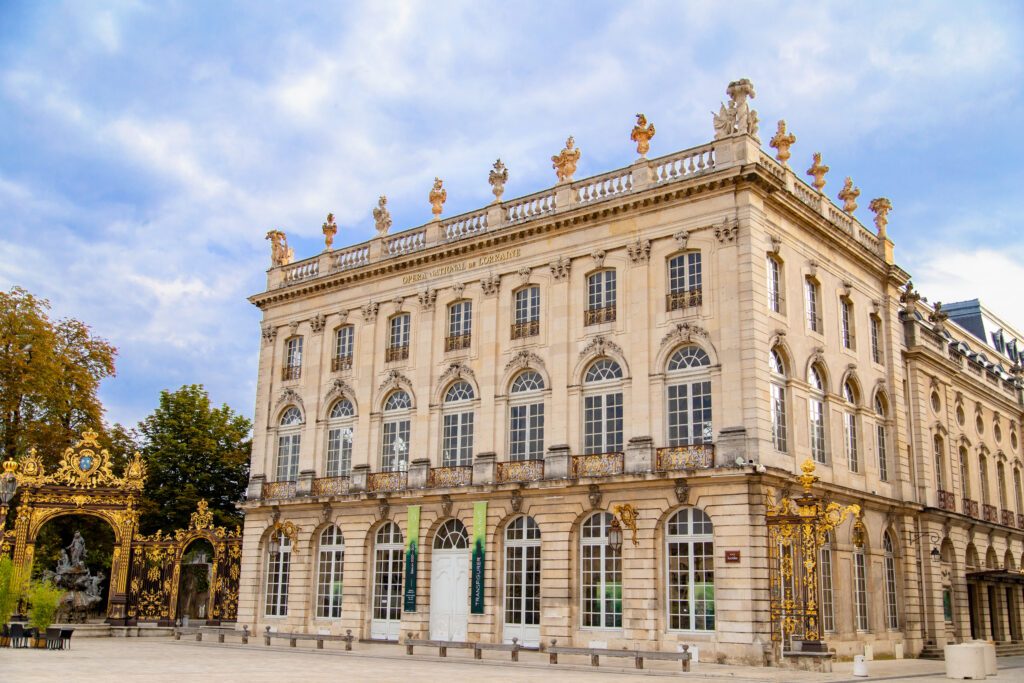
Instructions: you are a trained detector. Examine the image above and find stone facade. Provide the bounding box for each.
[237,83,1024,664]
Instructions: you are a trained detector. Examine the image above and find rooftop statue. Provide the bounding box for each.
[769,120,796,166]
[373,196,392,236]
[806,152,830,192]
[869,197,893,239]
[712,78,759,140]
[630,114,656,158]
[838,177,860,213]
[429,178,447,218]
[552,136,581,183]
[488,159,508,202]
[265,230,294,266]
[322,212,337,251]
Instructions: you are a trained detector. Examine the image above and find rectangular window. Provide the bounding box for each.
[770,384,787,452]
[509,403,545,461]
[841,298,854,349]
[667,381,712,446]
[877,424,889,481]
[845,412,859,472]
[585,271,616,325]
[584,392,623,454]
[581,543,622,628]
[512,286,541,338]
[870,316,882,364]
[854,551,869,631]
[805,280,820,333]
[884,555,899,629]
[381,419,410,472]
[326,427,353,477]
[667,539,715,632]
[265,542,290,617]
[276,433,300,481]
[448,300,472,336]
[667,253,703,311]
[960,454,971,501]
[333,326,354,371]
[810,399,826,464]
[316,546,344,619]
[767,256,782,313]
[442,412,474,467]
[820,544,835,632]
[387,314,410,361]
[283,337,303,380]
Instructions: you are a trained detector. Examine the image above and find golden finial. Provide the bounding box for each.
[551,136,581,183]
[805,152,829,192]
[837,177,860,214]
[796,459,818,492]
[321,212,337,251]
[1,459,17,475]
[868,197,893,239]
[769,120,796,166]
[488,159,508,202]
[630,114,656,158]
[428,178,447,219]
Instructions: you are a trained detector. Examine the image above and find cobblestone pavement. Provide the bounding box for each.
[2,638,1022,682]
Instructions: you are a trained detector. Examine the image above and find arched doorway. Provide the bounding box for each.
[33,513,116,623]
[176,538,215,623]
[429,519,469,641]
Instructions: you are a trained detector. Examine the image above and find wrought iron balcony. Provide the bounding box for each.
[281,365,301,381]
[510,319,540,339]
[312,476,350,496]
[427,466,472,488]
[497,459,544,483]
[982,504,998,523]
[571,452,624,478]
[331,355,353,372]
[936,489,956,512]
[261,481,296,499]
[385,344,409,362]
[368,471,407,493]
[584,305,616,326]
[444,333,472,352]
[1018,513,1024,531]
[656,444,714,471]
[666,287,703,312]
[962,498,979,518]
[1001,509,1015,527]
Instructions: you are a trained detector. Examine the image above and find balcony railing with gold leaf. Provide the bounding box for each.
[937,489,956,512]
[666,287,703,312]
[511,319,540,340]
[385,345,409,362]
[1018,513,1024,531]
[261,481,296,499]
[1001,509,1015,527]
[281,365,301,381]
[427,466,473,488]
[368,471,407,493]
[982,504,998,523]
[445,333,472,352]
[963,498,979,518]
[584,305,616,326]
[497,459,544,483]
[332,355,353,372]
[571,452,624,478]
[656,444,714,471]
[312,476,351,496]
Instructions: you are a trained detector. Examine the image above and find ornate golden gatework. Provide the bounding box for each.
[766,460,859,654]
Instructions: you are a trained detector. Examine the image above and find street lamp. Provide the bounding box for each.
[907,530,942,559]
[607,517,623,554]
[0,459,18,530]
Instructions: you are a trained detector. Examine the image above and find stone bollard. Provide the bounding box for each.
[343,629,353,651]
[680,644,691,672]
[241,625,249,645]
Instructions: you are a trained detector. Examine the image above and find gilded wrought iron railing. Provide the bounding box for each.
[368,471,407,493]
[510,319,540,339]
[332,355,353,372]
[571,452,624,478]
[936,489,956,512]
[962,498,979,518]
[261,481,296,499]
[1018,513,1024,531]
[656,444,714,471]
[982,504,998,523]
[445,333,472,352]
[496,459,544,483]
[385,345,409,362]
[281,365,301,381]
[427,466,473,488]
[584,305,616,326]
[666,287,703,312]
[1001,509,1015,527]
[312,476,351,496]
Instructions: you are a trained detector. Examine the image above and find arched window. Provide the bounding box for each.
[433,519,469,549]
[667,252,702,311]
[371,522,404,640]
[382,390,412,472]
[585,270,617,325]
[503,516,541,645]
[276,407,302,482]
[960,446,972,503]
[666,346,712,446]
[883,532,898,629]
[808,366,827,464]
[980,454,991,506]
[934,435,946,492]
[666,507,715,631]
[265,530,291,617]
[326,399,355,477]
[509,371,545,461]
[512,286,541,339]
[820,531,836,632]
[842,381,859,473]
[805,278,821,333]
[442,381,475,467]
[876,395,889,481]
[766,255,783,314]
[446,300,473,351]
[997,462,1009,510]
[853,527,869,631]
[583,359,624,454]
[769,349,788,452]
[316,526,345,618]
[387,313,411,361]
[580,512,621,628]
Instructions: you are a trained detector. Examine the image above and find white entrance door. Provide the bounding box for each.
[502,515,541,647]
[371,522,404,641]
[429,550,469,641]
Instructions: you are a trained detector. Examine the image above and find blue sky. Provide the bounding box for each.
[1,1,1022,427]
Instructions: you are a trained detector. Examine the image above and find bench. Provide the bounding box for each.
[473,638,521,662]
[263,626,347,649]
[541,639,692,671]
[404,633,475,658]
[174,626,250,645]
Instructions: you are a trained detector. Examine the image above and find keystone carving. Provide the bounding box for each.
[549,256,571,281]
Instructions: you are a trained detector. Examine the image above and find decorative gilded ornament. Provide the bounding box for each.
[769,120,796,166]
[488,159,508,202]
[837,177,860,214]
[630,114,656,158]
[265,230,294,266]
[428,177,447,218]
[868,197,893,239]
[189,499,214,531]
[322,212,337,251]
[613,503,640,546]
[551,136,581,183]
[372,196,392,236]
[805,152,829,192]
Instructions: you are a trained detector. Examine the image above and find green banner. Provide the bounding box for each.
[471,501,487,614]
[404,505,420,612]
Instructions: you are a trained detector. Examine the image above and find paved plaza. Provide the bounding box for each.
[1,638,1023,683]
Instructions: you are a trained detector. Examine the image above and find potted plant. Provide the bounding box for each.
[0,556,21,647]
[26,580,63,648]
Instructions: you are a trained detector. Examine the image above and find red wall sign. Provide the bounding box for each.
[724,550,741,563]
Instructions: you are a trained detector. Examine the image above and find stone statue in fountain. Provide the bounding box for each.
[44,530,105,623]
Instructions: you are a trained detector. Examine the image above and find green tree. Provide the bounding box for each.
[137,384,251,534]
[0,287,116,466]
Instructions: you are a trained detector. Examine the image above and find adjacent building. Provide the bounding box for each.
[236,81,1024,664]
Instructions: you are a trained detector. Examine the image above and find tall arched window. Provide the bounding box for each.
[853,526,869,631]
[316,526,345,618]
[442,381,475,467]
[666,346,712,446]
[934,435,946,492]
[382,390,412,472]
[766,255,783,314]
[883,532,898,629]
[585,270,617,325]
[583,359,624,454]
[820,531,836,632]
[876,395,889,481]
[509,371,545,461]
[769,349,788,452]
[960,446,972,504]
[276,407,302,482]
[842,381,859,473]
[326,399,355,477]
[666,507,715,632]
[504,516,541,645]
[580,512,621,628]
[980,454,991,506]
[265,530,291,617]
[808,366,827,464]
[667,252,702,311]
[997,462,1009,511]
[371,522,404,640]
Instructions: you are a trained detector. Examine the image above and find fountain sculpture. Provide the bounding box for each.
[42,530,105,622]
